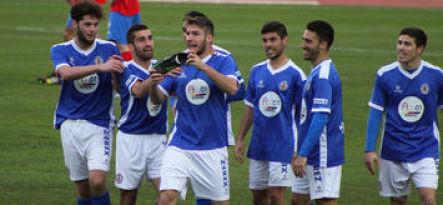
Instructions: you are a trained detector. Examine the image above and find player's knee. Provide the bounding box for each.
[252,195,269,205]
[420,195,436,205]
[158,190,177,205]
[390,196,407,205]
[88,175,107,193]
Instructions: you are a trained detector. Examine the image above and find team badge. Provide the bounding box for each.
[398,96,424,123]
[420,83,429,95]
[95,56,103,65]
[279,81,288,91]
[185,79,210,105]
[147,97,162,117]
[258,91,282,117]
[74,73,99,94]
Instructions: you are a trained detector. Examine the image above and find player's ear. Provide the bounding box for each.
[417,45,425,56]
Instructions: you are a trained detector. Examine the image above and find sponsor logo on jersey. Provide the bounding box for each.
[74,73,99,94]
[398,96,424,123]
[147,97,162,117]
[421,83,429,95]
[185,79,210,105]
[259,91,282,117]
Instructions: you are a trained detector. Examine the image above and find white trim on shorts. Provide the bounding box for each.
[379,157,439,197]
[114,131,166,190]
[249,159,295,190]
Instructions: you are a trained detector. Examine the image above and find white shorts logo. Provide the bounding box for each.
[398,96,424,123]
[259,91,281,117]
[147,97,162,117]
[74,73,99,94]
[185,79,210,105]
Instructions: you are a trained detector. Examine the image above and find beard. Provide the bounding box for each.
[196,38,207,56]
[77,27,94,46]
[135,48,153,61]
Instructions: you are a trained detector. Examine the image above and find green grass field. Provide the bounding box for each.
[0,0,442,204]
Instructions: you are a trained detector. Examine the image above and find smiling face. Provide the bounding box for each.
[130,29,154,61]
[262,32,287,60]
[74,15,99,46]
[185,24,211,56]
[396,34,423,67]
[300,30,321,62]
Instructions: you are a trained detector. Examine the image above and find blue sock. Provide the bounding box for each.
[91,192,110,205]
[196,198,211,205]
[77,197,91,205]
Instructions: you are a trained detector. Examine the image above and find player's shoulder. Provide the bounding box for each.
[212,44,231,55]
[287,60,307,80]
[51,40,73,50]
[376,61,399,77]
[96,39,117,47]
[252,60,268,69]
[316,59,334,79]
[422,60,443,74]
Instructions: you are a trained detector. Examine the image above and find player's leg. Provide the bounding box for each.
[85,122,113,205]
[147,134,167,204]
[120,189,138,205]
[291,174,311,205]
[188,148,230,205]
[60,120,92,204]
[267,161,294,205]
[378,158,410,205]
[249,159,270,205]
[416,188,435,205]
[411,158,438,205]
[291,193,311,205]
[159,147,190,205]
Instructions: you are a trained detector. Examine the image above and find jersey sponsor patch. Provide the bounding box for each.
[185,79,210,105]
[398,96,424,123]
[147,97,162,117]
[258,91,282,117]
[74,73,99,94]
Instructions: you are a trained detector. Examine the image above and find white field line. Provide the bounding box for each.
[10,26,443,57]
[139,0,319,5]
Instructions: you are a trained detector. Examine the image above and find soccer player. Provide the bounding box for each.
[292,20,344,205]
[107,0,141,61]
[114,24,166,205]
[38,0,106,85]
[364,27,441,205]
[235,21,306,205]
[50,2,123,205]
[148,15,240,205]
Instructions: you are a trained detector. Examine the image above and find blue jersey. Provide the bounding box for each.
[369,60,443,162]
[300,59,345,167]
[50,39,120,129]
[159,50,239,150]
[118,60,168,135]
[245,60,306,163]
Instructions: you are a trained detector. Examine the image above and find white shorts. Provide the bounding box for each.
[291,165,342,200]
[379,157,439,197]
[249,159,294,190]
[60,119,113,181]
[115,131,166,190]
[160,146,230,201]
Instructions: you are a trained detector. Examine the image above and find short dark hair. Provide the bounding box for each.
[186,16,214,36]
[183,10,207,21]
[127,24,150,44]
[399,27,427,49]
[70,1,103,22]
[261,21,288,38]
[307,20,334,49]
